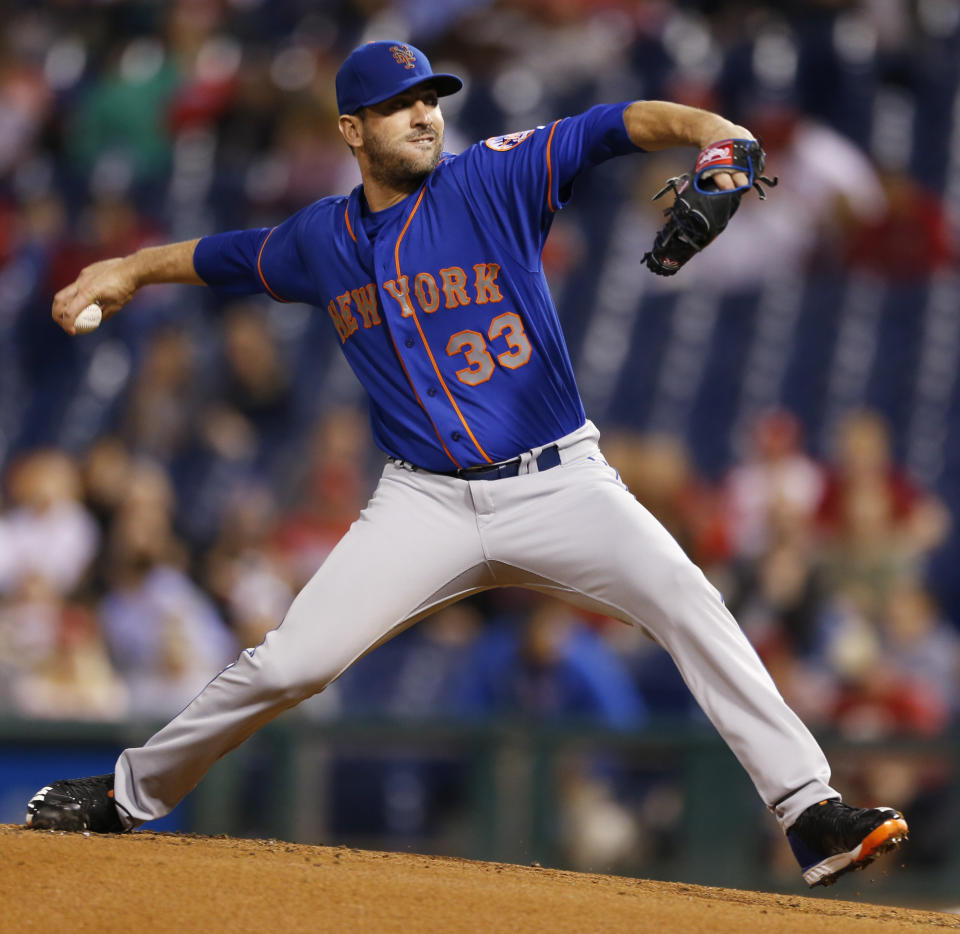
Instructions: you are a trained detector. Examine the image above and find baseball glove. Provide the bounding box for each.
[642,138,777,276]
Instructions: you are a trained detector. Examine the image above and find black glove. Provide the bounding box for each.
[642,138,777,277]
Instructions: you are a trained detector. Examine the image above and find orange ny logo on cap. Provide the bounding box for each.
[390,45,417,69]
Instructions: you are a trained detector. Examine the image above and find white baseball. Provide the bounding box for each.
[73,303,103,334]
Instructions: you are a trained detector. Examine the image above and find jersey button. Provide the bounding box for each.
[427,387,437,397]
[404,338,415,348]
[451,431,462,441]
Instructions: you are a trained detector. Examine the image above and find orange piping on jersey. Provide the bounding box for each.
[344,196,454,464]
[394,187,493,464]
[344,203,357,243]
[256,228,291,303]
[384,317,462,469]
[545,120,560,213]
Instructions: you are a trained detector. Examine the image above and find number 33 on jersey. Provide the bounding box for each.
[333,264,531,386]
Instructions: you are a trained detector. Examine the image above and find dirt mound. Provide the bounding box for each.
[1,824,956,933]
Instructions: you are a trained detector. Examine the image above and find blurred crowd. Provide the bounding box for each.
[0,0,959,872]
[2,402,956,730]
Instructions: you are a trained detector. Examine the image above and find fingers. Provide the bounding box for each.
[52,282,104,336]
[52,284,80,334]
[51,259,127,334]
[709,171,750,191]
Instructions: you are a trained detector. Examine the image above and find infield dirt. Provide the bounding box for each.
[2,824,957,933]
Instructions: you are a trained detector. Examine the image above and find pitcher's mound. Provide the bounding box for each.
[1,825,955,933]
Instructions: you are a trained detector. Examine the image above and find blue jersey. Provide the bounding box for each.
[194,103,639,471]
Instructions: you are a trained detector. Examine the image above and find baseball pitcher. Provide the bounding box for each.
[28,41,907,888]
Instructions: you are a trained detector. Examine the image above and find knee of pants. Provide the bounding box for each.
[635,550,723,629]
[252,642,337,706]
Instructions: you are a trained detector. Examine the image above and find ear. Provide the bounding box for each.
[339,114,363,150]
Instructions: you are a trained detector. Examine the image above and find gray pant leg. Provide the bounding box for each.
[481,451,836,830]
[115,465,488,824]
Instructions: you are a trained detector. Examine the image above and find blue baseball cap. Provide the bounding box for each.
[336,41,463,115]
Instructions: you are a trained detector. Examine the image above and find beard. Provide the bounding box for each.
[361,126,443,190]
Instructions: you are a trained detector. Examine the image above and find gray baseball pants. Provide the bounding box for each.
[114,420,837,831]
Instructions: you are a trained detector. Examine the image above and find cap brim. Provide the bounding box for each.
[360,73,463,111]
[428,74,463,98]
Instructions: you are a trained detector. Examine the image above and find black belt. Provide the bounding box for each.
[451,444,561,481]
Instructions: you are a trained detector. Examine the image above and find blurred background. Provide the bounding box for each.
[1,0,959,908]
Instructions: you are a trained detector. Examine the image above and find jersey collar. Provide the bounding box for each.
[344,178,432,270]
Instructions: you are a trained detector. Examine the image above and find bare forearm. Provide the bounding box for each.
[624,101,753,152]
[52,238,205,334]
[125,239,204,287]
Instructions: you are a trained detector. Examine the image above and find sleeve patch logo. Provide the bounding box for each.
[485,129,535,151]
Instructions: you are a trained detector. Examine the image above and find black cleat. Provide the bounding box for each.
[787,798,909,887]
[25,773,126,833]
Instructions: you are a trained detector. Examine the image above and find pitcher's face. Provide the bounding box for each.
[355,84,444,189]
